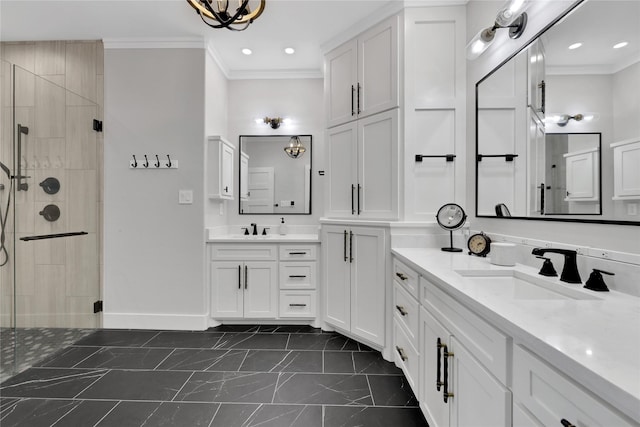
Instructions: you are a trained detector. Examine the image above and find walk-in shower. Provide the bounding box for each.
[1,41,103,381]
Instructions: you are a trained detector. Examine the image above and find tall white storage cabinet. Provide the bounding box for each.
[322,225,386,347]
[206,136,235,200]
[324,15,399,128]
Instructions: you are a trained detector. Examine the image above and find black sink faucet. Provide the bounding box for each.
[531,248,581,284]
[251,223,258,236]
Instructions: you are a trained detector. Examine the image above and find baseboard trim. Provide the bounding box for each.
[103,312,209,330]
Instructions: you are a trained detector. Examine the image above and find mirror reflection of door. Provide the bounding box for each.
[242,167,274,214]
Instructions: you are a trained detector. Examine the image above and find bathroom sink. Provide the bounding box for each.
[455,269,600,301]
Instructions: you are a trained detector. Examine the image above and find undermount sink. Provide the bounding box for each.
[455,269,601,301]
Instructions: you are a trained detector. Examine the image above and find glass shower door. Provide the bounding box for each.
[0,63,100,380]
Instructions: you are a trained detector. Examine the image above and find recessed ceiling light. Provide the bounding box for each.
[242,48,252,55]
[613,42,628,49]
[284,47,295,55]
[568,43,582,50]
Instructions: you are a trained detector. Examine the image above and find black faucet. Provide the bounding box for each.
[531,248,581,284]
[251,223,258,236]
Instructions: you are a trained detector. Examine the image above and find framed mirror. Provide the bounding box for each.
[475,0,640,225]
[239,135,312,215]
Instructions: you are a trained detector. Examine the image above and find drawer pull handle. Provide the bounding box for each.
[289,303,307,307]
[436,338,443,391]
[238,265,241,290]
[443,344,454,403]
[395,305,408,316]
[560,420,576,427]
[289,275,307,278]
[288,252,307,255]
[395,272,408,281]
[244,265,248,289]
[395,346,408,362]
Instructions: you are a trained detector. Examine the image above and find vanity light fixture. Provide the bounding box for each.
[186,0,265,31]
[466,0,529,60]
[284,136,306,159]
[263,117,283,129]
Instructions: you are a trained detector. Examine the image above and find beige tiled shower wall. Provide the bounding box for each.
[0,41,103,328]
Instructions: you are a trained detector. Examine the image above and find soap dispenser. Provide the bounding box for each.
[279,217,287,235]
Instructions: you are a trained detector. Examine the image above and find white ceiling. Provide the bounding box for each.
[0,0,410,78]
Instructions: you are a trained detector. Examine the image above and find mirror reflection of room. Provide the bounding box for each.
[239,135,312,215]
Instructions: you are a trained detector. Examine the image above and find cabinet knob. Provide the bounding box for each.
[560,420,576,427]
[395,305,408,316]
[395,272,408,281]
[396,346,408,362]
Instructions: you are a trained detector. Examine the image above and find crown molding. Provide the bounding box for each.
[206,43,230,79]
[103,38,206,49]
[226,68,323,80]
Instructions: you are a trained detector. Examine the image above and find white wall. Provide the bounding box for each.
[103,48,209,329]
[613,62,640,142]
[210,78,324,229]
[466,0,640,254]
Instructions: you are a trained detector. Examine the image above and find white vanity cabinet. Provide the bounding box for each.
[322,224,386,346]
[207,136,235,200]
[611,138,640,200]
[564,147,599,202]
[324,15,399,128]
[325,109,399,220]
[419,277,511,427]
[278,244,318,319]
[512,344,635,427]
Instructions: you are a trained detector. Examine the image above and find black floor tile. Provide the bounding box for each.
[74,330,159,347]
[53,400,118,427]
[324,406,428,427]
[174,371,278,403]
[287,333,360,351]
[0,368,106,398]
[258,325,322,334]
[96,401,219,427]
[367,375,418,407]
[143,331,225,348]
[323,352,356,373]
[156,348,247,371]
[0,397,20,414]
[213,333,289,350]
[35,346,100,368]
[0,398,81,427]
[208,325,262,333]
[273,373,372,405]
[77,369,191,401]
[211,403,322,427]
[353,351,403,375]
[75,347,173,369]
[239,350,323,373]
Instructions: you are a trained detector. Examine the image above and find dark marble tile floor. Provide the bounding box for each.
[0,325,428,426]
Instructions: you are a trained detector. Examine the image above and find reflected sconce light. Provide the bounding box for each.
[284,136,306,159]
[548,113,595,127]
[466,0,529,60]
[263,117,283,129]
[186,0,266,31]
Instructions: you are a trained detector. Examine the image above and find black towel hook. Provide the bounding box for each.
[132,155,138,168]
[143,154,149,168]
[155,154,160,168]
[166,155,172,168]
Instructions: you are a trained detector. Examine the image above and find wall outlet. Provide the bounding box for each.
[178,190,193,205]
[628,203,638,216]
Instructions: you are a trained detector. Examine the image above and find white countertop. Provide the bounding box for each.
[392,248,640,422]
[207,234,319,243]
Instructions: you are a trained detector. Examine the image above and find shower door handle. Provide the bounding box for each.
[16,124,30,191]
[20,231,88,241]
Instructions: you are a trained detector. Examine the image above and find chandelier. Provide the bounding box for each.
[186,0,266,31]
[284,136,307,159]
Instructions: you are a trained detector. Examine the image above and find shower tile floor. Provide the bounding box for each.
[0,325,428,426]
[0,328,94,383]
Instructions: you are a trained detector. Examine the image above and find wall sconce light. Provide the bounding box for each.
[466,0,529,60]
[284,136,306,159]
[263,117,283,129]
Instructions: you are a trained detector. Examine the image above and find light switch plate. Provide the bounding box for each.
[179,190,193,205]
[628,203,638,216]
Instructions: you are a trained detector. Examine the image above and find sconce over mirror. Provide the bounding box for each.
[239,135,312,215]
[475,0,640,225]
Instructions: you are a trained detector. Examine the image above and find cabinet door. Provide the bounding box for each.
[613,139,640,199]
[325,39,358,128]
[325,122,358,218]
[419,306,450,427]
[322,226,351,331]
[350,226,385,346]
[358,15,399,119]
[450,336,511,427]
[211,261,243,319]
[358,109,399,220]
[243,261,277,318]
[565,149,599,201]
[221,141,235,198]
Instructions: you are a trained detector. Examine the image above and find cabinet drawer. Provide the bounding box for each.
[279,290,317,318]
[393,257,419,299]
[393,282,419,341]
[212,244,277,261]
[513,345,635,427]
[420,277,508,384]
[279,245,317,260]
[393,319,419,394]
[279,262,316,289]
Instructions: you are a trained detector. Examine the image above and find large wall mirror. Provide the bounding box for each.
[239,135,312,215]
[476,0,640,225]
